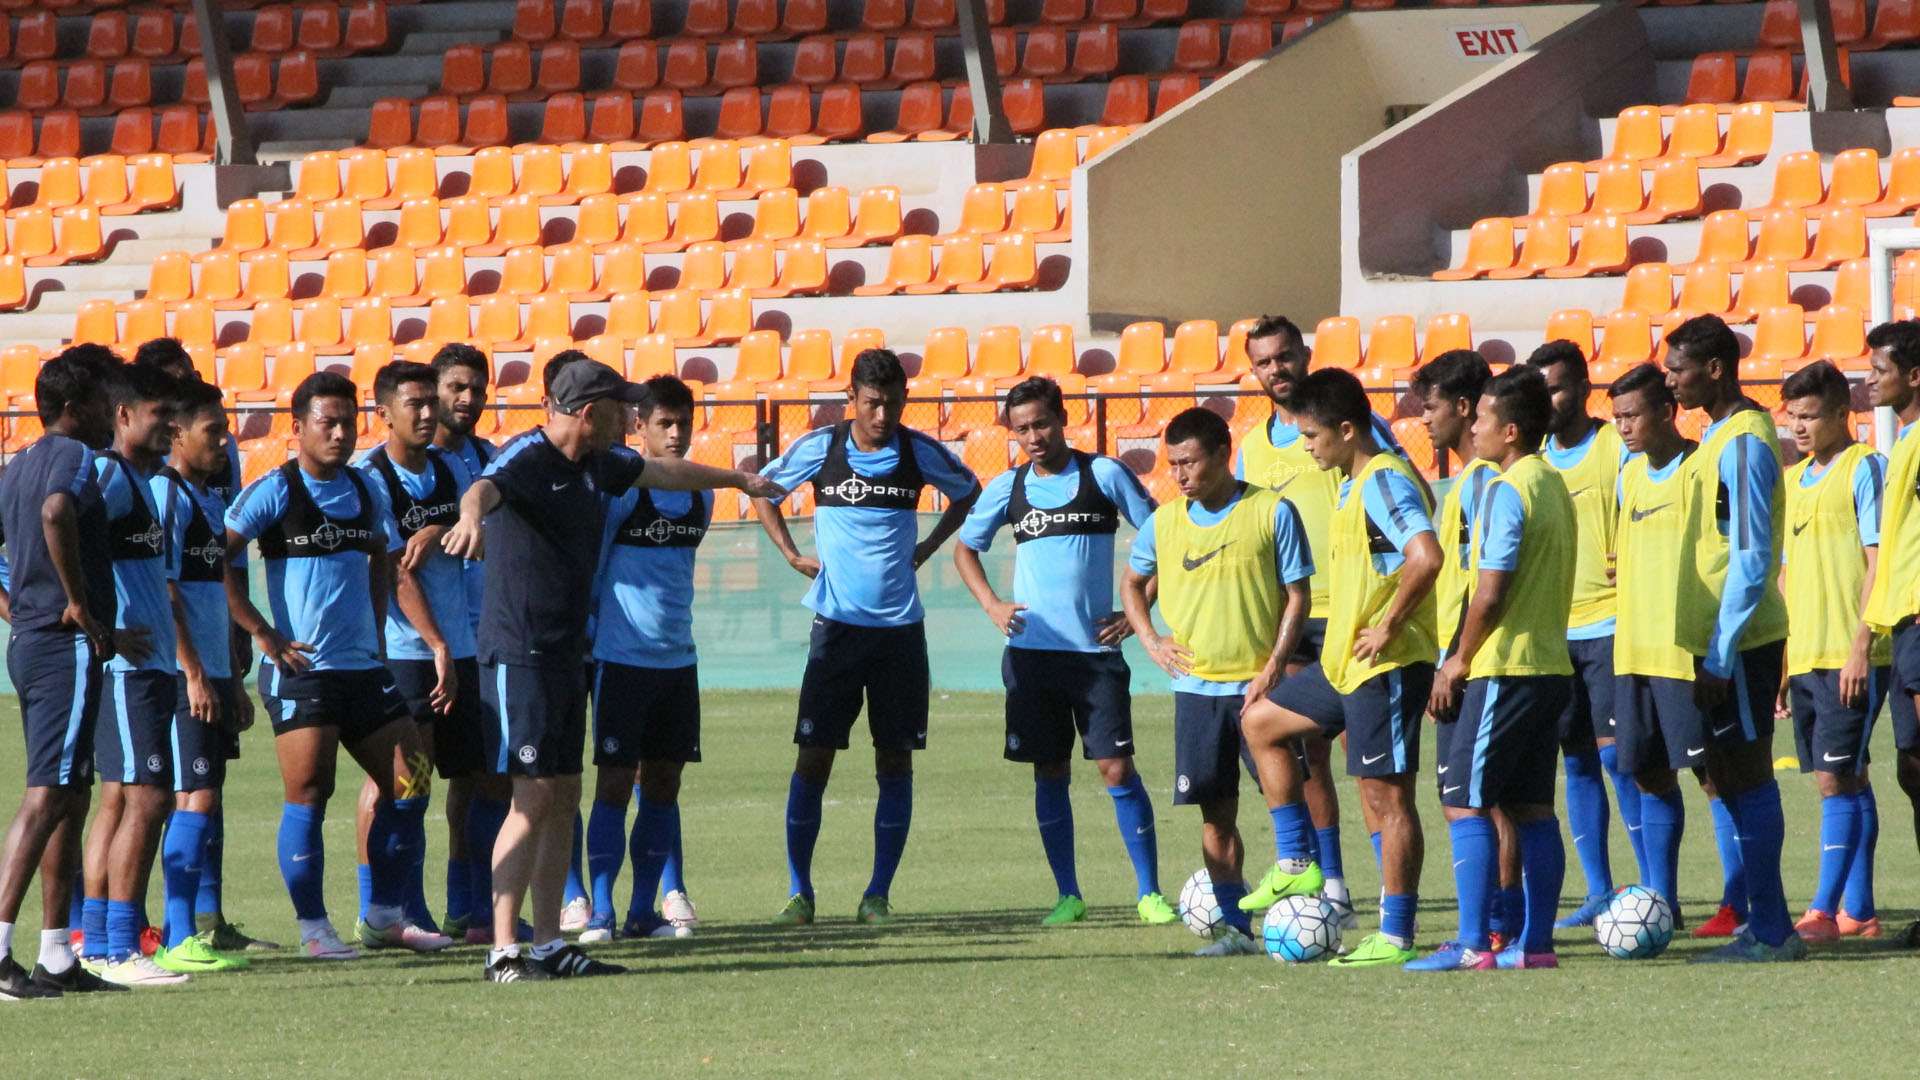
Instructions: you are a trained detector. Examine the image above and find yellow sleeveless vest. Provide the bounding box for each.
[1467,455,1576,679]
[1154,484,1284,683]
[1865,421,1920,631]
[1784,443,1890,675]
[1614,450,1697,680]
[1676,406,1788,655]
[1239,416,1337,613]
[1544,422,1624,629]
[1436,457,1499,655]
[1323,453,1438,694]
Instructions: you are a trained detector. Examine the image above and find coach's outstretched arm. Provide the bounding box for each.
[1122,568,1191,678]
[440,479,501,562]
[223,528,310,675]
[637,454,788,498]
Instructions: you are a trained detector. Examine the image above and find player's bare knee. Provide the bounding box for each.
[595,768,636,805]
[1896,751,1920,797]
[638,760,683,804]
[1092,757,1132,787]
[794,746,835,784]
[1033,759,1072,783]
[874,748,912,778]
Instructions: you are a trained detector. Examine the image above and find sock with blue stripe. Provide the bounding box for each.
[1107,774,1160,898]
[364,800,409,915]
[69,870,85,931]
[1844,787,1878,921]
[1315,825,1345,882]
[1562,751,1613,899]
[1447,816,1496,951]
[1638,788,1684,911]
[196,808,223,918]
[1708,796,1749,920]
[1812,793,1858,915]
[81,897,107,960]
[661,801,687,897]
[1493,885,1525,941]
[397,796,434,929]
[627,798,675,923]
[465,797,509,917]
[160,810,209,950]
[1267,801,1313,867]
[356,864,373,921]
[277,802,328,921]
[1599,743,1648,883]
[1731,782,1791,947]
[784,773,825,900]
[1034,776,1079,899]
[1380,893,1418,947]
[564,812,587,906]
[444,856,471,925]
[106,899,140,962]
[1518,817,1566,955]
[586,799,628,923]
[1211,877,1253,936]
[865,774,913,899]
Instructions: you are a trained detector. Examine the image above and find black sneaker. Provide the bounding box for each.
[0,956,60,1000]
[484,952,551,984]
[532,944,626,978]
[31,960,128,993]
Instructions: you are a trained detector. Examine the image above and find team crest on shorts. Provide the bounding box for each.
[798,718,814,736]
[1007,734,1021,751]
[518,745,538,764]
[146,754,164,774]
[602,737,619,754]
[192,757,210,776]
[1177,774,1191,793]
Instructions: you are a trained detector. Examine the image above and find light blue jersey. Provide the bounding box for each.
[96,454,177,676]
[1337,465,1436,576]
[355,446,476,661]
[443,434,496,638]
[155,470,241,681]
[593,487,714,668]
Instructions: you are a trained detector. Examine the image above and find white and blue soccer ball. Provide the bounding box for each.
[1178,869,1224,938]
[1594,884,1674,960]
[1262,894,1342,963]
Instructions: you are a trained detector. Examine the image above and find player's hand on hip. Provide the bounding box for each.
[1093,612,1133,646]
[430,647,458,716]
[911,538,940,569]
[739,472,787,501]
[186,669,218,725]
[788,553,821,579]
[441,517,484,560]
[258,629,314,676]
[1351,625,1391,664]
[987,600,1027,637]
[1145,634,1192,679]
[113,626,155,665]
[403,525,448,572]
[61,602,110,655]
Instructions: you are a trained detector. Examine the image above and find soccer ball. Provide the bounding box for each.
[1262,894,1342,963]
[1594,884,1674,960]
[1178,869,1224,938]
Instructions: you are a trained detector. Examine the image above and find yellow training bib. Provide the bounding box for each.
[1783,443,1890,674]
[1239,417,1336,614]
[1675,406,1788,655]
[1436,458,1499,656]
[1543,422,1624,629]
[1865,422,1920,632]
[1153,484,1285,683]
[1614,449,1697,680]
[1322,453,1438,694]
[1467,455,1576,679]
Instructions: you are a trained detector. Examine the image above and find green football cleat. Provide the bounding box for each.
[1042,895,1088,927]
[1238,861,1326,912]
[1690,930,1810,964]
[442,914,471,941]
[855,895,894,925]
[771,894,816,926]
[154,936,248,974]
[1136,892,1179,925]
[195,914,281,953]
[1326,932,1419,968]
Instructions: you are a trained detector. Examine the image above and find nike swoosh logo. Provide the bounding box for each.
[1272,476,1295,495]
[1823,844,1847,851]
[1686,746,1705,757]
[551,482,570,491]
[1711,723,1735,737]
[1572,835,1587,843]
[1135,826,1152,835]
[1362,753,1387,765]
[1442,784,1462,795]
[291,853,313,862]
[1630,503,1670,522]
[1568,487,1592,499]
[1113,739,1132,748]
[1436,765,1449,774]
[1822,752,1853,763]
[1453,859,1469,869]
[1792,520,1810,536]
[1182,543,1232,572]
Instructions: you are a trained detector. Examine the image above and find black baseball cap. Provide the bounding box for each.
[548,359,644,414]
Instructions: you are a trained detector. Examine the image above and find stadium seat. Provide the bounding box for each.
[1674,262,1734,321]
[1310,316,1361,370]
[1543,309,1597,359]
[960,232,1038,292]
[1683,52,1738,108]
[1597,309,1654,367]
[1433,218,1514,280]
[1866,0,1920,48]
[638,90,687,145]
[1487,216,1570,279]
[1173,20,1222,72]
[1743,50,1802,109]
[299,4,345,55]
[1747,206,1811,268]
[1598,106,1664,164]
[12,12,55,64]
[253,7,296,53]
[1762,150,1824,211]
[1701,102,1773,167]
[1825,148,1883,209]
[515,0,558,40]
[1794,205,1865,271]
[843,34,889,85]
[1224,18,1272,67]
[905,235,986,294]
[1758,0,1862,47]
[712,37,759,90]
[1693,210,1754,268]
[1808,303,1869,367]
[1748,304,1807,365]
[684,0,731,37]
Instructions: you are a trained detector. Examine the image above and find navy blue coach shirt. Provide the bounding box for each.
[0,434,115,631]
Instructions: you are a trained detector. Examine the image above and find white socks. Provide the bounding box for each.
[38,929,75,975]
[1324,877,1351,906]
[529,937,566,960]
[297,917,332,941]
[0,919,13,957]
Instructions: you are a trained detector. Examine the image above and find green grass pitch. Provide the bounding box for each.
[1,690,1916,1077]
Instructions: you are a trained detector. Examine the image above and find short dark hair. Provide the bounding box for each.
[1164,406,1231,455]
[1246,315,1304,349]
[1664,313,1740,376]
[291,370,358,419]
[431,342,490,383]
[1525,338,1588,383]
[1003,375,1065,420]
[1867,319,1920,375]
[1607,362,1675,408]
[373,360,439,405]
[542,349,588,395]
[34,352,108,425]
[132,337,195,379]
[1291,368,1372,432]
[1780,359,1852,413]
[635,374,695,418]
[173,376,226,421]
[850,348,907,393]
[1410,348,1491,405]
[55,343,122,383]
[107,360,177,410]
[1483,366,1553,452]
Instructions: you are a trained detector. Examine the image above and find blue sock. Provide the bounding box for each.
[1638,789,1684,911]
[1731,782,1790,947]
[278,802,327,921]
[1315,825,1345,882]
[628,798,674,922]
[1267,801,1313,864]
[1381,893,1418,944]
[785,773,825,900]
[465,797,508,920]
[1563,751,1613,898]
[1708,796,1748,919]
[69,870,85,930]
[396,796,433,929]
[585,799,628,923]
[564,812,587,906]
[445,856,471,924]
[1599,743,1648,883]
[1844,787,1878,920]
[1493,885,1525,940]
[357,864,373,920]
[106,899,140,961]
[1370,830,1383,872]
[1211,876,1253,936]
[1518,817,1566,954]
[865,774,913,899]
[365,798,421,912]
[160,810,209,950]
[661,801,687,897]
[1447,816,1496,950]
[81,897,107,959]
[1106,775,1160,897]
[1034,776,1079,899]
[196,808,223,918]
[1812,793,1858,915]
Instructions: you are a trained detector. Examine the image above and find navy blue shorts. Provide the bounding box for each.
[1171,692,1257,806]
[1887,620,1920,751]
[1265,660,1431,778]
[1441,675,1570,809]
[1561,635,1615,752]
[795,617,929,752]
[1433,718,1455,800]
[1613,673,1707,773]
[170,674,242,792]
[1789,667,1887,776]
[481,660,587,778]
[96,668,178,787]
[1698,640,1783,750]
[592,661,702,767]
[9,629,102,788]
[388,656,486,779]
[265,666,411,748]
[1002,648,1133,763]
[1286,618,1327,667]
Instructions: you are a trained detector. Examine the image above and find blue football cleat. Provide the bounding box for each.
[1403,941,1495,971]
[1554,893,1613,930]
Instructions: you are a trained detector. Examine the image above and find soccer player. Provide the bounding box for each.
[582,375,711,942]
[79,362,187,986]
[442,358,778,982]
[1410,366,1576,972]
[1121,406,1311,956]
[0,347,126,999]
[954,376,1172,927]
[1778,360,1887,945]
[1239,368,1441,968]
[1662,314,1801,962]
[755,349,980,927]
[1524,340,1637,929]
[225,371,449,960]
[354,360,481,940]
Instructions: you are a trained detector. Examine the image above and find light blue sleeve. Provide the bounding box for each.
[957,471,1014,552]
[1092,455,1157,528]
[760,427,832,491]
[1360,468,1435,553]
[1233,447,1246,481]
[224,470,289,541]
[1706,432,1778,679]
[1474,482,1526,573]
[156,478,188,581]
[910,431,981,500]
[1128,515,1158,576]
[1274,499,1314,584]
[357,464,407,554]
[92,456,133,519]
[1370,413,1405,455]
[1855,452,1885,547]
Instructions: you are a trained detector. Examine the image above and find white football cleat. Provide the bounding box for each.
[303,924,361,961]
[559,897,592,933]
[663,890,699,929]
[1193,926,1262,957]
[102,955,190,987]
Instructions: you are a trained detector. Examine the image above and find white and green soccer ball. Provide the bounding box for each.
[1262,894,1342,963]
[1178,869,1224,938]
[1594,884,1674,960]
